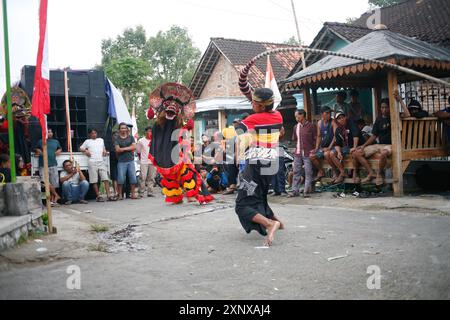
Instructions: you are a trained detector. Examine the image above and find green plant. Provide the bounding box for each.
[42,213,48,226]
[90,224,109,233]
[88,243,108,253]
[17,233,28,246]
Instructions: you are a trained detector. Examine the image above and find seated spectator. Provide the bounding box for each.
[0,153,11,183]
[59,160,89,205]
[310,106,335,182]
[325,112,365,184]
[434,96,450,145]
[206,165,228,194]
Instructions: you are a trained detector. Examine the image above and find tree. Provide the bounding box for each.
[100,25,201,135]
[283,36,302,46]
[368,0,402,7]
[144,25,201,87]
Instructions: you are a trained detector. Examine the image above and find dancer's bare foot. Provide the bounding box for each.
[264,221,281,247]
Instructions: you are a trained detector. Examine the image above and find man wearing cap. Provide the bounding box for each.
[326,112,365,184]
[310,106,335,182]
[235,88,284,247]
[289,109,317,197]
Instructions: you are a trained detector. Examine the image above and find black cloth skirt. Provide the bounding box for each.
[235,161,275,236]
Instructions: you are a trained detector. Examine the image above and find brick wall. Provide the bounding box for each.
[199,56,242,99]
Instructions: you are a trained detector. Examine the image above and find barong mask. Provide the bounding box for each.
[149,83,196,122]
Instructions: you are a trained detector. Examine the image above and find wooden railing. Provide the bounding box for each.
[401,117,449,161]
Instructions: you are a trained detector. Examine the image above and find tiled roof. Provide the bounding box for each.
[351,0,450,48]
[323,22,373,42]
[189,38,301,97]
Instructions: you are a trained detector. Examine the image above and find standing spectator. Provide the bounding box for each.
[348,90,364,123]
[80,128,113,202]
[289,110,317,198]
[137,126,155,198]
[272,127,288,196]
[109,130,119,199]
[333,91,350,119]
[115,123,138,200]
[222,123,239,195]
[310,106,335,182]
[35,128,62,206]
[59,160,89,205]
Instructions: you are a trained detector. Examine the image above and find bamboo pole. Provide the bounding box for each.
[2,0,16,182]
[42,139,53,233]
[64,69,73,161]
[290,0,306,70]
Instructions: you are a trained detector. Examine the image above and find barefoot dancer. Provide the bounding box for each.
[235,88,285,246]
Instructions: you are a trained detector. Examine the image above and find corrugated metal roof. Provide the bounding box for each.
[284,29,450,84]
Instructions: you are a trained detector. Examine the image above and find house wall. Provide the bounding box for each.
[199,56,242,99]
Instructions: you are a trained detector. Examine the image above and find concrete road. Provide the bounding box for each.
[0,193,449,300]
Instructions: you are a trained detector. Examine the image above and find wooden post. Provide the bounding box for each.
[303,88,312,121]
[64,69,73,161]
[387,71,403,196]
[42,141,53,233]
[218,110,227,132]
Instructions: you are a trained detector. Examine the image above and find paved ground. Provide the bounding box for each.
[0,191,449,300]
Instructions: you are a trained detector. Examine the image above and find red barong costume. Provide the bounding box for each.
[146,83,213,205]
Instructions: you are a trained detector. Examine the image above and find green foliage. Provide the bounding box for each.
[283,36,302,46]
[100,25,200,136]
[368,0,402,7]
[90,224,110,233]
[145,25,201,87]
[42,213,48,226]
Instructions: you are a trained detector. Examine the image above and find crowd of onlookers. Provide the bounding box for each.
[0,91,449,204]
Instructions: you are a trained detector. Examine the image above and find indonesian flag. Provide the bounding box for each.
[131,106,139,140]
[265,55,282,110]
[31,0,50,141]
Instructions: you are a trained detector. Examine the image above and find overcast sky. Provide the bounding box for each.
[0,0,371,94]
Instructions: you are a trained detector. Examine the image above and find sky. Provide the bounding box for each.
[0,0,371,94]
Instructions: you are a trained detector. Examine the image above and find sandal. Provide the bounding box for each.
[96,196,105,202]
[107,196,117,202]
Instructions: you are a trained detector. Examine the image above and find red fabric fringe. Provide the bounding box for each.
[165,195,183,204]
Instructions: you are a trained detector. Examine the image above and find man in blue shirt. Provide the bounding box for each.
[35,128,62,206]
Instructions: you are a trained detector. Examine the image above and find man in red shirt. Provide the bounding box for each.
[289,109,317,197]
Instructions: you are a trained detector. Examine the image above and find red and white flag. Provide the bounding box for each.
[31,0,50,141]
[265,55,282,110]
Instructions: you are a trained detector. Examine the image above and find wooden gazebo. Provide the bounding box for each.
[283,28,450,196]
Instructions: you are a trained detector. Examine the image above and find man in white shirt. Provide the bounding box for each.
[136,126,155,197]
[80,128,113,201]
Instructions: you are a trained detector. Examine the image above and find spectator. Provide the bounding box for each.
[114,122,138,200]
[272,126,288,197]
[434,96,450,145]
[137,126,155,198]
[206,165,228,194]
[348,90,364,123]
[15,154,27,176]
[333,91,350,119]
[0,153,11,183]
[222,124,239,195]
[109,130,120,199]
[289,109,317,198]
[310,106,335,182]
[80,128,113,202]
[35,128,62,206]
[326,112,365,184]
[59,160,89,205]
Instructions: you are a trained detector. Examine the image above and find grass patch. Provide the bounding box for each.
[87,243,108,253]
[90,224,109,233]
[17,233,28,246]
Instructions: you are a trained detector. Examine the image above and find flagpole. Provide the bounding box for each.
[64,68,73,161]
[2,0,17,182]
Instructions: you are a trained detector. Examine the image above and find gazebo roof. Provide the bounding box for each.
[284,29,450,90]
